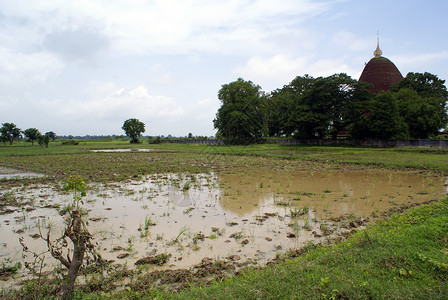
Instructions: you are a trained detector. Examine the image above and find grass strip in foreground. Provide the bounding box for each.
[165,197,448,299]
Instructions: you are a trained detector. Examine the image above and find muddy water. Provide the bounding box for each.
[0,166,45,180]
[0,170,446,287]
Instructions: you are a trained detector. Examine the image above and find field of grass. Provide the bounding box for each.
[1,141,447,184]
[1,140,447,299]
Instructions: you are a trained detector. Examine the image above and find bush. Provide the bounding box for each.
[61,140,79,145]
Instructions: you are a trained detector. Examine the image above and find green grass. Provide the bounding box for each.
[1,142,447,186]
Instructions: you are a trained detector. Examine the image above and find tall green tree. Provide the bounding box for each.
[390,72,448,137]
[287,74,361,139]
[351,92,407,140]
[214,78,267,144]
[394,88,446,139]
[0,123,22,145]
[391,72,448,100]
[122,118,146,143]
[45,131,57,141]
[23,128,41,146]
[267,75,315,137]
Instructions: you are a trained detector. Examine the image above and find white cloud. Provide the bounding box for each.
[235,54,360,91]
[0,47,64,84]
[51,85,185,122]
[332,32,373,52]
[43,25,111,65]
[234,54,308,89]
[394,51,448,68]
[1,0,333,56]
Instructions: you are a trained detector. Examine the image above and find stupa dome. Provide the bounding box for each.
[359,39,403,93]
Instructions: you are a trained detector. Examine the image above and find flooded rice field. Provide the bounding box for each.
[1,169,447,286]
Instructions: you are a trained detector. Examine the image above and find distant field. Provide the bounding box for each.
[0,141,447,185]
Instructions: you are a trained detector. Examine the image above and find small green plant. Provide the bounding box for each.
[182,181,191,191]
[303,218,312,230]
[144,216,156,230]
[183,207,195,214]
[290,206,310,217]
[63,175,87,212]
[274,197,291,207]
[0,258,21,275]
[229,231,244,240]
[174,226,189,243]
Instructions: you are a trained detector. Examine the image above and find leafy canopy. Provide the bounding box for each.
[213,78,267,144]
[0,123,22,145]
[122,118,146,143]
[23,128,41,146]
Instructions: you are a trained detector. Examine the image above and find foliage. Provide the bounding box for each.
[351,92,408,140]
[122,118,146,143]
[0,122,22,145]
[265,71,448,141]
[394,88,447,138]
[23,128,41,146]
[148,136,162,144]
[45,131,57,141]
[213,78,267,144]
[64,175,87,211]
[0,258,21,275]
[391,72,448,100]
[269,74,375,139]
[61,139,79,145]
[37,134,50,148]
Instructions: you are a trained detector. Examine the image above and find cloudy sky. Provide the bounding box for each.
[1,0,447,137]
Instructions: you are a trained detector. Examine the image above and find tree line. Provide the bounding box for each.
[0,123,56,147]
[214,72,448,144]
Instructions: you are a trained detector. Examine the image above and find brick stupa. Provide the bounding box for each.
[359,39,403,93]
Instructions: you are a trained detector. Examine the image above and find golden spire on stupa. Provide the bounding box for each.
[374,32,382,57]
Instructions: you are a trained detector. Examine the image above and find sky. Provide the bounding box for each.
[1,0,447,137]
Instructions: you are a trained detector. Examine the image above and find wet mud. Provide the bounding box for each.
[0,169,446,289]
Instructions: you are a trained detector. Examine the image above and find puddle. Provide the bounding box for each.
[0,170,446,288]
[0,166,45,180]
[90,149,151,153]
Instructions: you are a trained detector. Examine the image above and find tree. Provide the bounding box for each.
[390,72,448,137]
[122,118,146,143]
[37,134,50,148]
[0,123,22,145]
[393,88,446,139]
[213,78,267,144]
[391,72,448,100]
[285,74,362,139]
[45,131,57,141]
[351,92,407,140]
[267,75,316,137]
[20,176,102,299]
[23,128,41,146]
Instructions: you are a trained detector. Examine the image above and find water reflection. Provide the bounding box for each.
[218,170,446,217]
[0,169,445,289]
